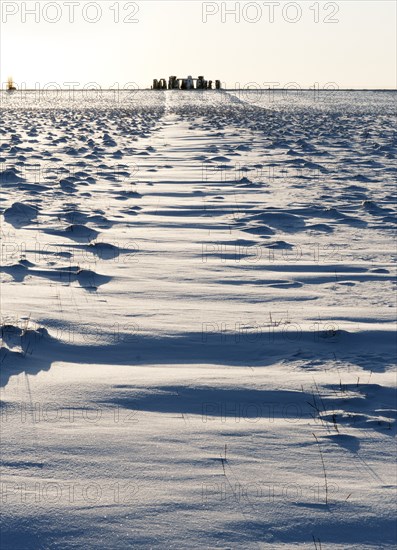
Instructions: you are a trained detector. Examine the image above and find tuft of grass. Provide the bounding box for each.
[220,444,227,475]
[313,433,328,505]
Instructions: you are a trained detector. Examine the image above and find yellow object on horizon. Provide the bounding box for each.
[7,77,16,91]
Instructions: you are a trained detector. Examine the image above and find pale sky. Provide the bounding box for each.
[1,1,396,89]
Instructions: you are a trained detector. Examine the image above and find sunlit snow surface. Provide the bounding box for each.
[1,90,396,549]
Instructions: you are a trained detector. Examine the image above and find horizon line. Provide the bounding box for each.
[1,88,397,92]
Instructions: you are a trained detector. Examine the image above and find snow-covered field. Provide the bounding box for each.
[1,89,396,549]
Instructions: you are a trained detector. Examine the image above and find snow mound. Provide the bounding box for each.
[3,202,38,227]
